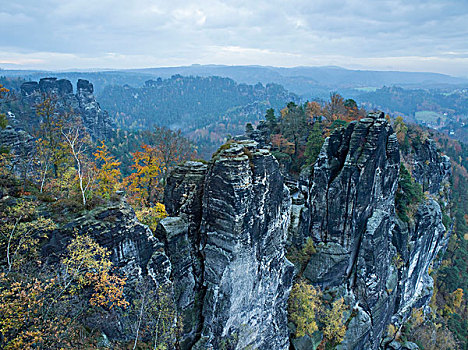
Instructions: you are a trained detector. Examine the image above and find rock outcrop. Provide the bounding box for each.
[406,138,451,195]
[42,198,172,340]
[0,112,36,177]
[160,141,294,350]
[299,113,400,349]
[155,113,450,350]
[287,112,451,350]
[20,78,114,139]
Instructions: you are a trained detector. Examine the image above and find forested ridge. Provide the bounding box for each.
[98,75,299,157]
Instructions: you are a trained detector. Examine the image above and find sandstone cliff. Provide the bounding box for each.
[20,77,114,139]
[33,112,450,350]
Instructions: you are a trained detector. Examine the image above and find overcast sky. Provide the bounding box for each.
[1,0,467,76]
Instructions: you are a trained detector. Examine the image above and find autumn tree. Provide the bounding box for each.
[344,98,364,121]
[271,134,295,155]
[62,121,96,206]
[0,276,76,350]
[288,279,320,337]
[94,140,121,198]
[124,144,164,207]
[142,127,195,185]
[324,92,346,123]
[0,200,55,275]
[305,101,322,124]
[35,97,68,187]
[61,234,128,310]
[135,203,168,232]
[321,297,347,345]
[0,233,128,349]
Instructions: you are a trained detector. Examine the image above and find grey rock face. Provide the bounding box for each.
[408,139,451,195]
[41,198,172,340]
[161,141,294,350]
[393,199,448,319]
[301,113,400,349]
[43,199,171,286]
[159,161,208,348]
[288,113,451,350]
[75,79,114,139]
[157,114,449,350]
[0,113,36,177]
[19,78,114,139]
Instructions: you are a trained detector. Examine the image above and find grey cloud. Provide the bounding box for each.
[0,0,467,75]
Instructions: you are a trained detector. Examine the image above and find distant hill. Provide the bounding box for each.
[98,75,299,157]
[126,65,468,97]
[2,65,467,98]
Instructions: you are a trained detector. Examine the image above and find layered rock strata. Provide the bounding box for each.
[289,112,450,350]
[160,141,294,350]
[20,78,114,139]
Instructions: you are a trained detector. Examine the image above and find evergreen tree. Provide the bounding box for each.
[304,122,324,166]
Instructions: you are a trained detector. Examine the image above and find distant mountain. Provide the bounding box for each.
[2,65,467,98]
[127,65,468,94]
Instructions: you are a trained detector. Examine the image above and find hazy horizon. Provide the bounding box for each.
[1,64,467,79]
[1,1,467,77]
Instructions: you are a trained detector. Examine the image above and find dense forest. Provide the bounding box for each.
[98,75,299,157]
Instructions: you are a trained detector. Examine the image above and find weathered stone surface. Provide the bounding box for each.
[0,112,36,177]
[292,112,450,350]
[160,161,208,349]
[19,78,114,139]
[198,140,293,350]
[43,198,171,286]
[298,114,400,348]
[160,141,294,350]
[409,139,451,195]
[393,199,448,318]
[40,197,172,340]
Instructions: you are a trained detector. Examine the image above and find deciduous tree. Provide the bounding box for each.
[124,144,164,207]
[288,279,320,337]
[62,121,96,206]
[94,140,121,198]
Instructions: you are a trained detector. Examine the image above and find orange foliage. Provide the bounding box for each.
[124,144,165,207]
[271,134,295,155]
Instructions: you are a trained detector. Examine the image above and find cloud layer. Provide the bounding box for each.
[1,0,467,75]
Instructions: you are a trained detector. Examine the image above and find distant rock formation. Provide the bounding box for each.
[20,77,114,139]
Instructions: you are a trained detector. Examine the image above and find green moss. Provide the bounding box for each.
[211,140,235,159]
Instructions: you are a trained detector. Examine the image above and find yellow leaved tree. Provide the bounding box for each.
[288,279,320,337]
[135,202,168,232]
[61,234,128,310]
[124,144,165,207]
[94,140,121,198]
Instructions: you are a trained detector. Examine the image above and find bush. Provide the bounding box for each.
[395,163,424,222]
